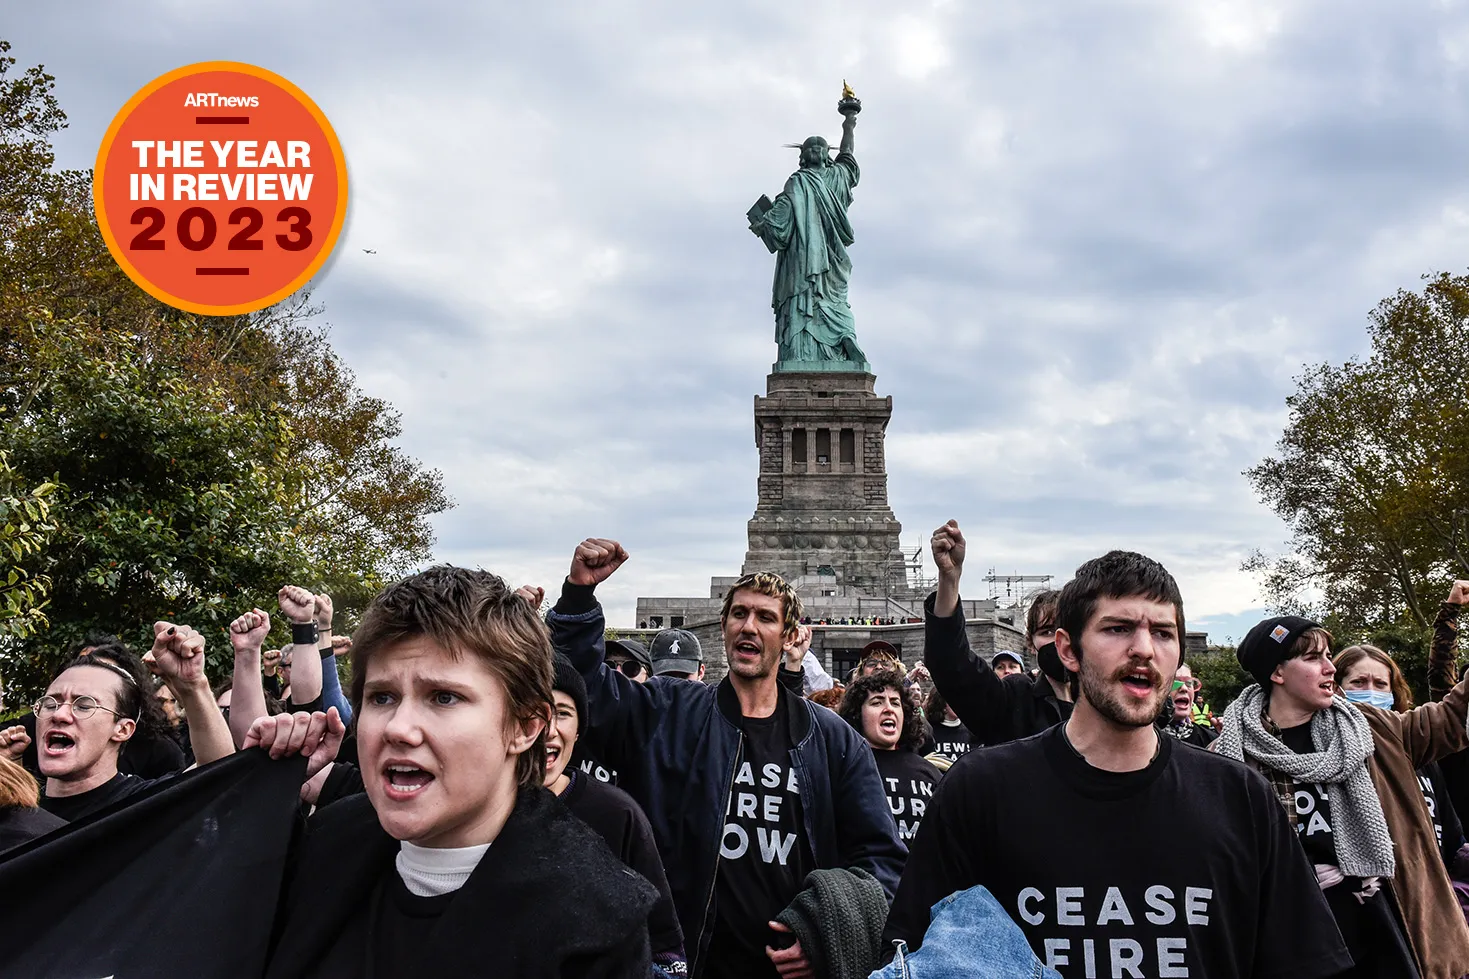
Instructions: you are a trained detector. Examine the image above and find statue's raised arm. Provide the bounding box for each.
[745,83,870,373]
[838,80,859,159]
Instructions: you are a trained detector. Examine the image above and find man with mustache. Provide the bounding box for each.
[883,548,1349,977]
[551,538,905,979]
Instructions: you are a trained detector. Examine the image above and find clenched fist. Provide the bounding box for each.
[568,538,629,588]
[0,725,30,762]
[150,622,208,689]
[229,609,271,655]
[931,520,966,580]
[278,585,315,625]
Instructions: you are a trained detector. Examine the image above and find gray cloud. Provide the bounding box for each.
[11,0,1469,628]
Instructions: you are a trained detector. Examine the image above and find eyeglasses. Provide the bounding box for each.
[32,695,127,719]
[608,658,646,679]
[1171,678,1201,692]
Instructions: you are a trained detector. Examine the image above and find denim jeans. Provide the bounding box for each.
[870,885,1061,979]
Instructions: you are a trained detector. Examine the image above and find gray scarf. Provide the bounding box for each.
[1216,684,1395,879]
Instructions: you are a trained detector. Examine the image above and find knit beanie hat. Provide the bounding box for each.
[552,654,588,736]
[1236,615,1321,687]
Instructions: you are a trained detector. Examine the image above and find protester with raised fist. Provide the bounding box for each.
[276,584,325,711]
[1215,586,1469,977]
[35,622,237,822]
[885,550,1349,977]
[783,622,835,694]
[923,520,1073,746]
[312,592,354,726]
[837,668,939,842]
[265,564,657,977]
[549,537,904,979]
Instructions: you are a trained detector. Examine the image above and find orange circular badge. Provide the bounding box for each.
[94,62,348,316]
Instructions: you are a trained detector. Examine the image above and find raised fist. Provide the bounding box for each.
[515,585,546,608]
[313,593,334,630]
[568,538,629,588]
[229,609,271,655]
[931,520,966,580]
[0,725,30,762]
[278,585,315,625]
[783,623,812,670]
[1449,581,1469,606]
[150,622,207,687]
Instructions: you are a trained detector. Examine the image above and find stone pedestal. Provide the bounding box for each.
[742,371,905,592]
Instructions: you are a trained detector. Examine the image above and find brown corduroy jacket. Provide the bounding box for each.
[1356,600,1469,979]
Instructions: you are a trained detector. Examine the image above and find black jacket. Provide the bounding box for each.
[923,592,1071,746]
[265,786,658,979]
[549,584,907,977]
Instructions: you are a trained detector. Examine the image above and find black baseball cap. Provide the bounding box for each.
[651,629,702,676]
[606,639,652,674]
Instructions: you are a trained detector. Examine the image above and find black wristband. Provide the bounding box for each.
[319,644,336,660]
[291,622,319,646]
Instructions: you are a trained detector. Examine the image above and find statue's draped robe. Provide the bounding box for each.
[753,153,868,366]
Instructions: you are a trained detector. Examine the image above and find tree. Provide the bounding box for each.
[0,42,452,700]
[1245,272,1469,633]
[0,449,58,640]
[1189,646,1251,714]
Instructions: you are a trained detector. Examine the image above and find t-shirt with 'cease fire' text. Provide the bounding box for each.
[883,725,1351,979]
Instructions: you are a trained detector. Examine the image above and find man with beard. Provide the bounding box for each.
[883,549,1350,978]
[550,538,905,979]
[923,521,1074,747]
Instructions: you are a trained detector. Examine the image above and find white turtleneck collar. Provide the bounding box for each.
[395,839,491,897]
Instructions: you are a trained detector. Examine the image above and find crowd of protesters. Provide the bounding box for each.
[2,520,1469,977]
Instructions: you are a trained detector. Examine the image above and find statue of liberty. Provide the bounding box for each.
[747,83,870,372]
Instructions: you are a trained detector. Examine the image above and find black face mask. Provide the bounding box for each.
[1036,641,1070,683]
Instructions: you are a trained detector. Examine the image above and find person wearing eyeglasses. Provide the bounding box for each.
[18,622,236,824]
[549,538,904,979]
[1157,663,1216,748]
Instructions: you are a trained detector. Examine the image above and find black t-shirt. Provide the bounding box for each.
[1277,723,1340,867]
[873,749,940,842]
[561,771,684,956]
[884,725,1352,978]
[39,772,164,823]
[704,697,815,979]
[372,868,453,976]
[929,718,980,763]
[1416,760,1465,866]
[573,748,619,786]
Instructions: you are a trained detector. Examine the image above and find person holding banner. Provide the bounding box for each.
[264,564,658,977]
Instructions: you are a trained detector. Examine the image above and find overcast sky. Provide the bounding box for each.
[13,0,1469,643]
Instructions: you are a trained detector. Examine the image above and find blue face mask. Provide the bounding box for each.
[1343,689,1394,711]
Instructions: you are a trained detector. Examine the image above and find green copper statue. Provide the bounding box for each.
[748,83,870,372]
